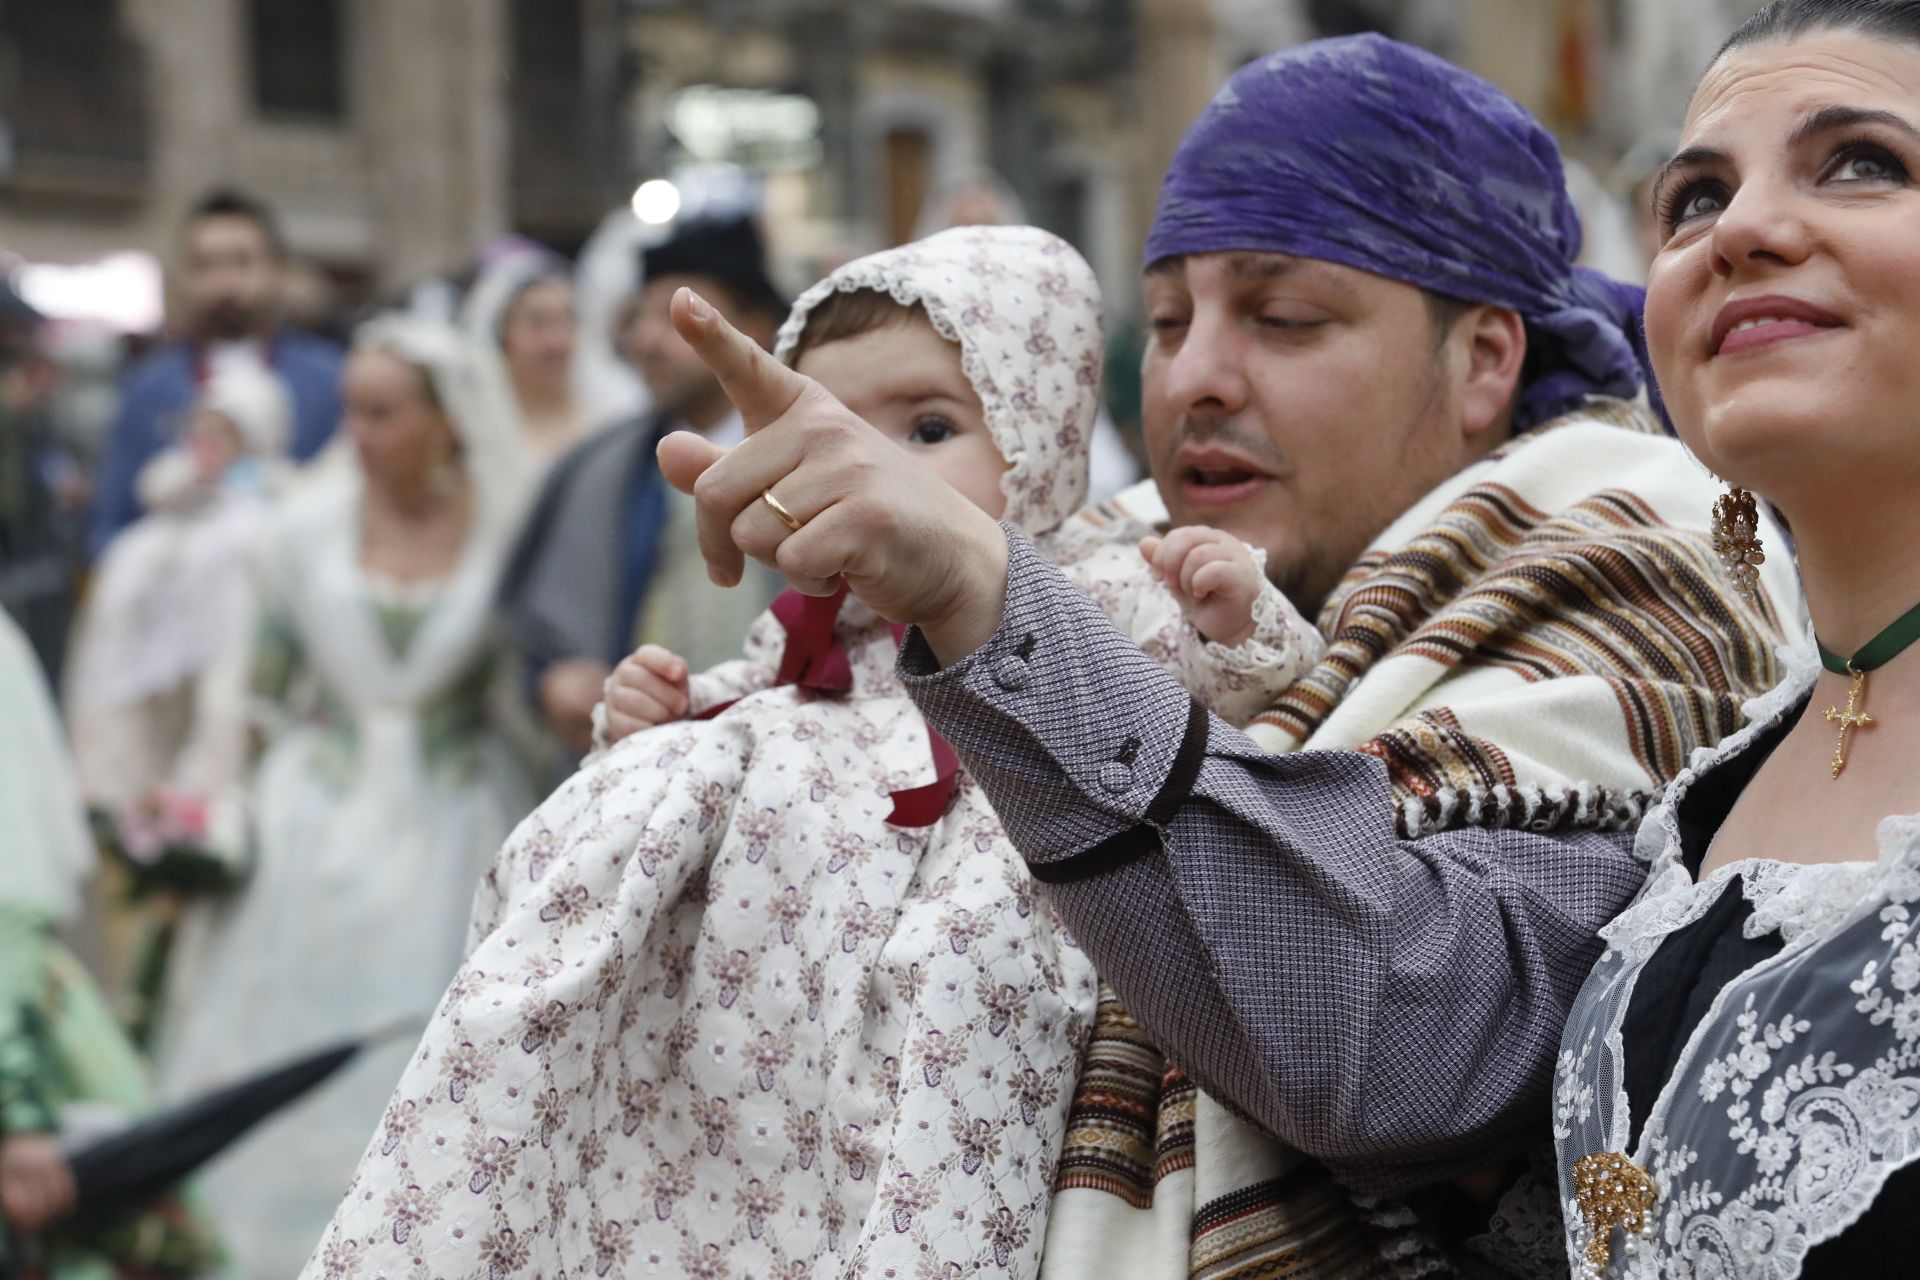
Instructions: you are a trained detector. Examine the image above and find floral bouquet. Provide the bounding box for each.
[94,786,248,1047]
[99,785,246,902]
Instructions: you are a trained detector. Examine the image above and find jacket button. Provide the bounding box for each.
[1097,762,1134,795]
[992,655,1029,691]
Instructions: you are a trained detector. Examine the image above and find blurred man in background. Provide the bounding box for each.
[87,189,343,557]
[498,215,786,757]
[0,280,85,683]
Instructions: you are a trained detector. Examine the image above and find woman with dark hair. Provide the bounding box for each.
[1544,1,1920,1272]
[462,252,589,467]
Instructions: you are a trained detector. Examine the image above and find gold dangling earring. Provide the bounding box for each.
[1712,486,1766,606]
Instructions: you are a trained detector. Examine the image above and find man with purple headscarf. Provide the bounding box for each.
[653,33,1798,1278]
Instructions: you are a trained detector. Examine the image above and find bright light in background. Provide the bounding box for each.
[631,179,682,225]
[666,86,822,170]
[16,252,165,332]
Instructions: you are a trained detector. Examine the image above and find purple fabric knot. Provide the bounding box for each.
[1145,34,1654,430]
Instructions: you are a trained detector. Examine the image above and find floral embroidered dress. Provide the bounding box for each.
[1538,635,1920,1277]
[306,226,1322,1280]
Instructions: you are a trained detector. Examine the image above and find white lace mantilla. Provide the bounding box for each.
[1550,635,1920,1276]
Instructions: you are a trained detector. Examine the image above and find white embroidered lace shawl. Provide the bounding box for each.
[1550,634,1920,1277]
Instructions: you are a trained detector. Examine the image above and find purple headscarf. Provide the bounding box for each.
[1145,34,1652,430]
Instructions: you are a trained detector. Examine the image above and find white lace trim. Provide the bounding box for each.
[1740,858,1886,945]
[1554,636,1920,1276]
[770,226,1102,538]
[1190,550,1299,675]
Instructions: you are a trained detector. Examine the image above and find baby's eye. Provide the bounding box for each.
[909,416,956,445]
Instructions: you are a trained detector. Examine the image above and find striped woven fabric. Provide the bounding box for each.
[1040,401,1797,1279]
[1055,988,1411,1279]
[1053,989,1196,1208]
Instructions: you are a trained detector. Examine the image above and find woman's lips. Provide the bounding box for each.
[1715,318,1838,357]
[1710,295,1844,357]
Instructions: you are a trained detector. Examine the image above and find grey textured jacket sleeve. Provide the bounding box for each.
[897,527,1648,1197]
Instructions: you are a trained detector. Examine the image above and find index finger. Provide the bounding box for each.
[671,287,807,433]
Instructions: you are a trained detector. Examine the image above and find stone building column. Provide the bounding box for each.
[123,0,244,223]
[1132,0,1222,238]
[1454,0,1557,124]
[356,0,508,289]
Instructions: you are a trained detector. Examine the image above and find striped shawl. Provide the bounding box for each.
[1039,399,1801,1280]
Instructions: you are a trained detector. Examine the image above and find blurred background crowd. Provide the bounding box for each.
[0,0,1770,1276]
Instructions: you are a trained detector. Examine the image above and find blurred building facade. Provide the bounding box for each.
[0,0,1770,329]
[619,0,1302,312]
[3,1,482,295]
[0,0,1303,325]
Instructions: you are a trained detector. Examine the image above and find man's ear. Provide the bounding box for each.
[1455,305,1527,441]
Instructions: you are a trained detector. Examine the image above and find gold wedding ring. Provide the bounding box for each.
[761,488,805,533]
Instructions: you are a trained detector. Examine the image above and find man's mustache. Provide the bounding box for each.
[1160,416,1289,474]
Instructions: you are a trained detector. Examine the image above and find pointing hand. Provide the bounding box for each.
[656,288,1010,663]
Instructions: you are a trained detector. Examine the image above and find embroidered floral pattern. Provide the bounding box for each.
[305,226,1322,1280]
[1552,638,1920,1276]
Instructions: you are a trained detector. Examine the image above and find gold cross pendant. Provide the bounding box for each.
[1823,664,1874,779]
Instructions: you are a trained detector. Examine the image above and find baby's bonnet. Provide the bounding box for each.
[774,225,1103,536]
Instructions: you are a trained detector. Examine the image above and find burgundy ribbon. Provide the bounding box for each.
[772,584,856,692]
[884,622,961,827]
[696,586,959,826]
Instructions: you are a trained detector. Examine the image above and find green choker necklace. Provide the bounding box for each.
[1815,599,1920,778]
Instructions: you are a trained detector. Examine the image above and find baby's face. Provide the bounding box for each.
[186,408,246,479]
[794,316,1009,519]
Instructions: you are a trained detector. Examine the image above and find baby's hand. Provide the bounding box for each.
[603,645,692,745]
[1141,527,1261,647]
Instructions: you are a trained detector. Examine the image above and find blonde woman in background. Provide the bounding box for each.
[155,317,535,1278]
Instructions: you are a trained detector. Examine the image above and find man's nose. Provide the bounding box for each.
[1160,312,1250,416]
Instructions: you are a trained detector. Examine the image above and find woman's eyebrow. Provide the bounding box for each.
[1654,108,1920,207]
[1789,104,1920,148]
[1655,145,1726,199]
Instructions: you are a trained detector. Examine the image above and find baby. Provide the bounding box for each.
[598,322,1283,744]
[66,362,293,822]
[308,227,1322,1280]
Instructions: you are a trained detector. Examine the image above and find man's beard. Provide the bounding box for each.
[198,301,259,342]
[1154,412,1340,614]
[649,372,728,428]
[1262,541,1346,625]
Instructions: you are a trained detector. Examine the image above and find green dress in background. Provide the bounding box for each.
[0,908,219,1278]
[1,603,217,1277]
